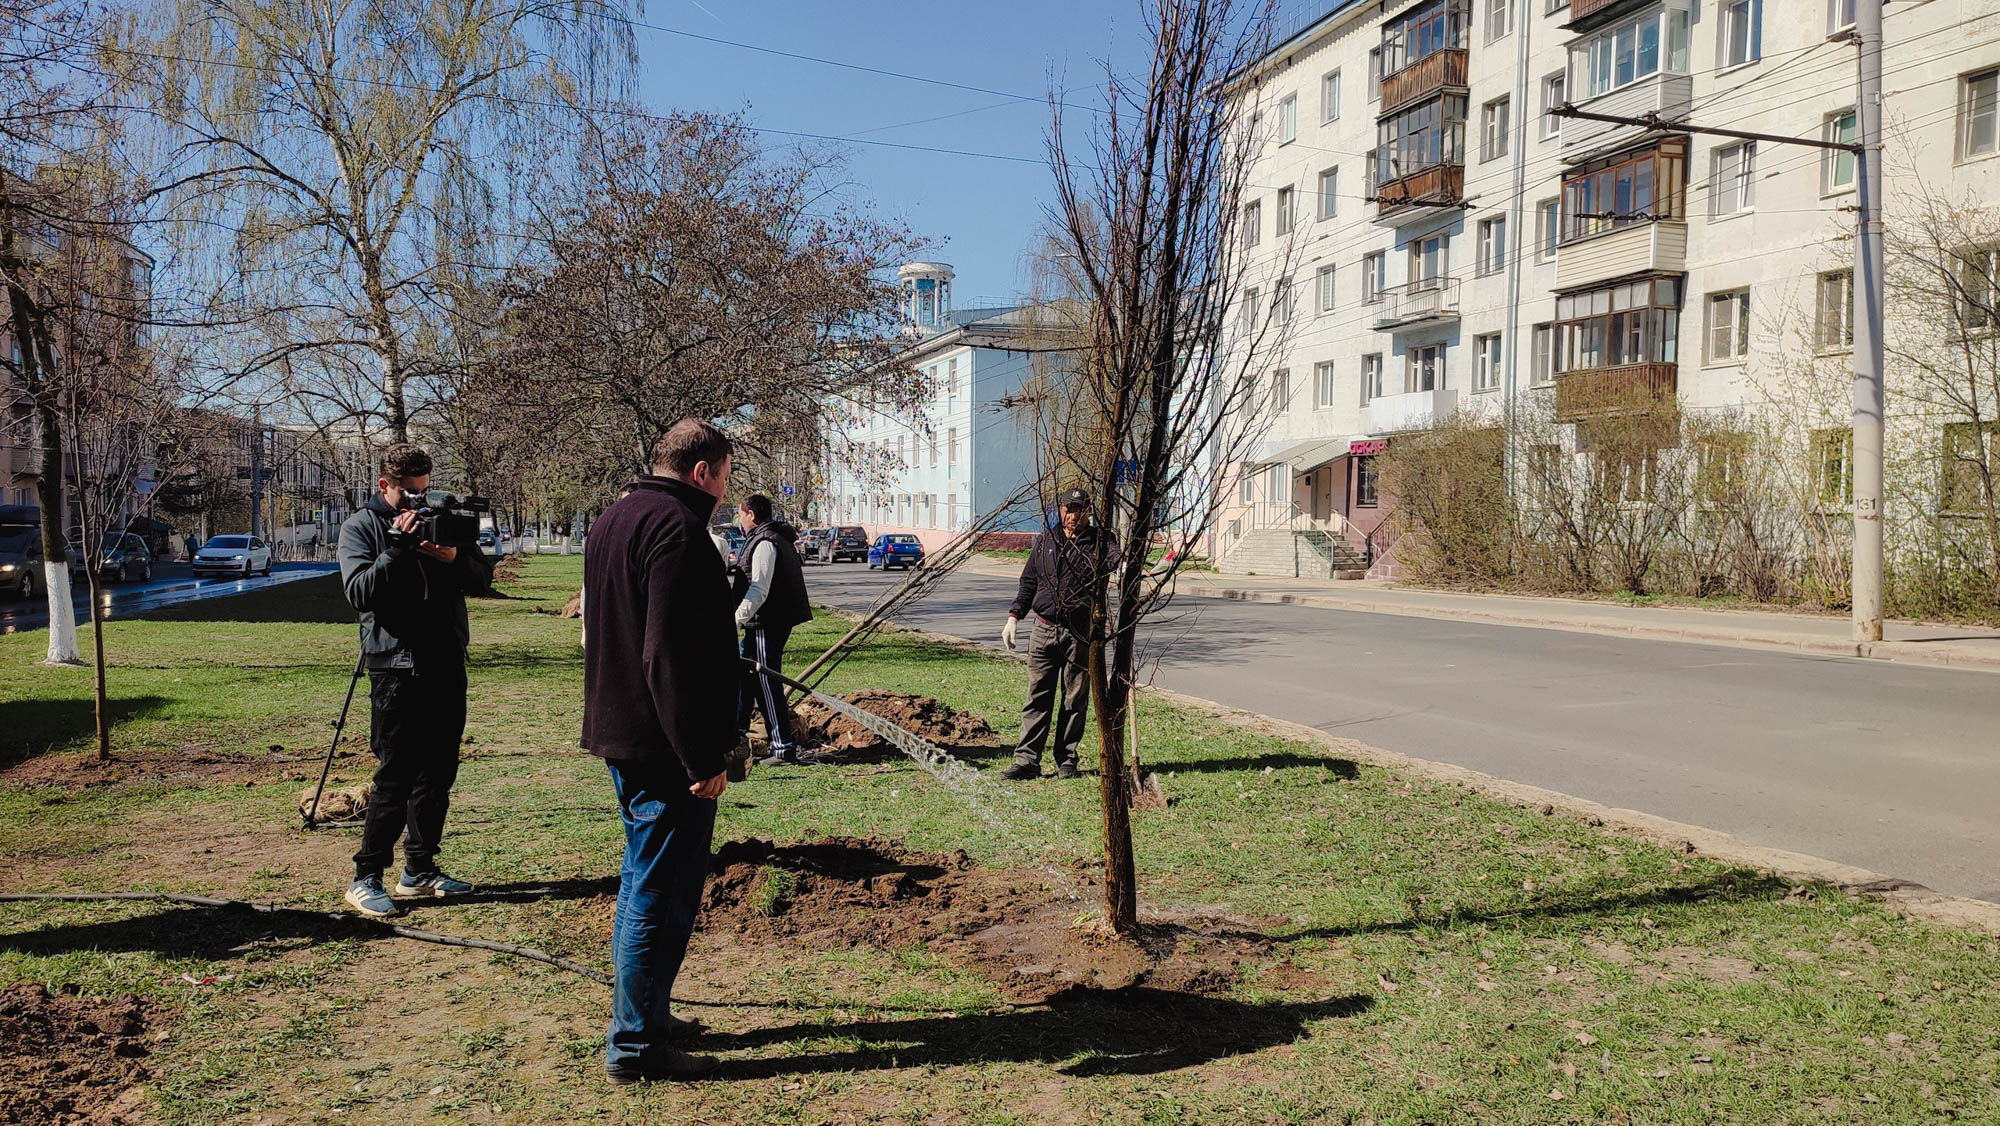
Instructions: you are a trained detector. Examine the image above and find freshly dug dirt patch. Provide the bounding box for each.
[700,837,1278,1004]
[792,692,1001,758]
[2,745,338,791]
[0,983,161,1126]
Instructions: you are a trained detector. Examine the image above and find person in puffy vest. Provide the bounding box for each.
[731,493,815,765]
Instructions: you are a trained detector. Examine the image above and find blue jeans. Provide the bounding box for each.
[604,758,716,1071]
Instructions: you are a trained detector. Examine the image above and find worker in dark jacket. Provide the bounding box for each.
[1000,487,1118,780]
[336,442,493,917]
[731,494,816,766]
[581,418,737,1084]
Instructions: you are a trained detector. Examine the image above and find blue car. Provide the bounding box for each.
[868,533,924,571]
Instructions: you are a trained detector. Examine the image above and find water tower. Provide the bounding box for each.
[898,262,954,332]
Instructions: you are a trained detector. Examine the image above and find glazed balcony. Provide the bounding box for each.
[1565,0,1648,31]
[1379,48,1468,116]
[1371,277,1462,331]
[1371,163,1464,223]
[1554,362,1677,421]
[1555,220,1687,291]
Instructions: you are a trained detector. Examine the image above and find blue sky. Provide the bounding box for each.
[626,1,1145,304]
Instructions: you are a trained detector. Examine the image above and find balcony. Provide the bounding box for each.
[1372,163,1464,223]
[1553,363,1677,422]
[1366,387,1460,433]
[1555,221,1687,291]
[1378,48,1468,116]
[1371,278,1461,330]
[1565,0,1649,31]
[1559,73,1693,165]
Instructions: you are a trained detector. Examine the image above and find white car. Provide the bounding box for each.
[193,534,273,578]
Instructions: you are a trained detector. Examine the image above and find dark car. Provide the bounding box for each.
[719,525,746,566]
[71,531,153,583]
[823,525,869,564]
[0,509,43,600]
[868,533,924,571]
[796,527,823,560]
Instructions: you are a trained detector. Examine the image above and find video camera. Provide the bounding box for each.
[393,492,491,547]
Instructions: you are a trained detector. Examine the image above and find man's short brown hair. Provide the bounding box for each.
[650,419,733,478]
[381,442,432,481]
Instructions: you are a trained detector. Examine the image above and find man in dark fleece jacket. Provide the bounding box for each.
[999,488,1119,780]
[581,418,737,1084]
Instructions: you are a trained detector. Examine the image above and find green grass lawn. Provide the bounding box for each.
[3,555,1997,1124]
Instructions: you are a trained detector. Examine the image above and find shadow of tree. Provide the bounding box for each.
[1146,750,1359,778]
[138,574,349,624]
[0,696,173,769]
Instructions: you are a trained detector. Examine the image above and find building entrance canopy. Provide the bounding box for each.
[1257,437,1352,473]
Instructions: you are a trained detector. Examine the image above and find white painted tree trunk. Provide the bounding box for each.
[42,561,83,665]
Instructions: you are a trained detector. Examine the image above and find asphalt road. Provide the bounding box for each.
[0,562,339,635]
[804,561,2000,904]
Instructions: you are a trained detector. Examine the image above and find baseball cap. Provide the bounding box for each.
[1059,488,1090,509]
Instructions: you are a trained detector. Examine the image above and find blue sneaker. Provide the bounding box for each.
[393,869,474,899]
[344,874,400,917]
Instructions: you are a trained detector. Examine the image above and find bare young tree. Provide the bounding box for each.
[1042,0,1290,934]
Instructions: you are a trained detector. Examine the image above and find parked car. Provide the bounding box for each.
[796,527,823,560]
[0,511,43,600]
[192,534,273,579]
[823,525,870,564]
[71,532,154,583]
[868,533,924,571]
[476,527,498,551]
[719,525,746,565]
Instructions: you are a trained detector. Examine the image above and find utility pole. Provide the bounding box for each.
[248,413,262,538]
[1851,0,1887,642]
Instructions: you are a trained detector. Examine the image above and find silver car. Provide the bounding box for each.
[193,534,273,578]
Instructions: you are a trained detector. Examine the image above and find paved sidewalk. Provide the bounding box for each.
[963,554,2000,672]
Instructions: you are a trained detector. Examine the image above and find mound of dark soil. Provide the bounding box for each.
[792,692,1000,757]
[2,746,334,791]
[700,836,1278,1004]
[0,983,160,1125]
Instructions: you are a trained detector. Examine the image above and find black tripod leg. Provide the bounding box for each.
[305,655,367,830]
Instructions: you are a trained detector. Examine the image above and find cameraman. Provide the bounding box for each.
[336,442,493,918]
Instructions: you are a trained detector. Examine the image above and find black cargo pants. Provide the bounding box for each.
[1013,616,1090,770]
[353,656,467,879]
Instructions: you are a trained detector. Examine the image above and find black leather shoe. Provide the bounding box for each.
[998,762,1041,780]
[1055,762,1081,779]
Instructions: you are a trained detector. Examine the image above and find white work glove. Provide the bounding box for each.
[1001,615,1019,650]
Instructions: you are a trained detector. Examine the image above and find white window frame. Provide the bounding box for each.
[1822,109,1857,195]
[1318,167,1338,221]
[1572,8,1692,99]
[1719,0,1760,71]
[1406,343,1445,392]
[1276,185,1295,235]
[1828,0,1854,36]
[1361,353,1384,404]
[1271,367,1291,414]
[1712,141,1756,217]
[1314,360,1339,409]
[1474,333,1502,391]
[1541,72,1565,140]
[1960,68,1999,162]
[1242,200,1262,248]
[1815,270,1853,352]
[1315,264,1338,314]
[1706,289,1751,364]
[1368,47,1382,102]
[1531,322,1554,385]
[1546,0,1568,11]
[1476,216,1506,276]
[1274,276,1293,325]
[1486,0,1512,43]
[1241,286,1260,334]
[1278,93,1298,145]
[1535,198,1559,262]
[1362,251,1386,303]
[1322,69,1342,123]
[1482,96,1511,162]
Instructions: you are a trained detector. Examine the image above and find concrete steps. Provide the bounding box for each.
[1220,528,1367,580]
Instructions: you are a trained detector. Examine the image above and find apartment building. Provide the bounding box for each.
[1220,0,2000,577]
[819,262,1045,551]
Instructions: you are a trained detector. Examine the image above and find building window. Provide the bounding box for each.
[1361,353,1384,403]
[1315,360,1339,409]
[1355,455,1380,506]
[947,427,958,465]
[1720,0,1759,69]
[1816,270,1853,352]
[1318,167,1338,220]
[1276,186,1296,235]
[1531,322,1554,384]
[1481,96,1510,162]
[1271,368,1291,414]
[1474,332,1502,391]
[1554,276,1683,374]
[1486,0,1511,43]
[1814,428,1853,505]
[929,436,938,468]
[1942,421,2000,512]
[1712,141,1756,217]
[1278,93,1298,145]
[1362,251,1386,303]
[1409,233,1447,284]
[1954,244,1998,331]
[1476,216,1505,276]
[1561,138,1686,243]
[1242,201,1262,248]
[947,357,959,394]
[1239,471,1256,503]
[1407,343,1444,392]
[1828,0,1854,35]
[1535,198,1559,261]
[1706,288,1750,363]
[1546,0,1567,12]
[1322,69,1342,123]
[1315,264,1338,314]
[1961,69,1998,160]
[1241,286,1261,334]
[1572,8,1692,98]
[1368,47,1383,102]
[1540,72,1565,140]
[1380,0,1470,76]
[1376,94,1468,181]
[1274,276,1294,324]
[1823,109,1857,194]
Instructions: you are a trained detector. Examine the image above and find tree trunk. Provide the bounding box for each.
[1089,623,1138,934]
[33,390,82,666]
[88,567,110,760]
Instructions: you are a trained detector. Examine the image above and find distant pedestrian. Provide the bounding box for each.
[1000,488,1117,780]
[581,418,739,1083]
[731,494,816,766]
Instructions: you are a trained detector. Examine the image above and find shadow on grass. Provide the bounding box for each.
[813,742,1015,767]
[701,988,1374,1078]
[139,575,350,624]
[1149,751,1359,778]
[0,695,173,770]
[471,644,585,673]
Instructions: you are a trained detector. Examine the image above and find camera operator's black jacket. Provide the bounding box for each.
[1009,523,1120,634]
[580,475,737,783]
[338,495,493,670]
